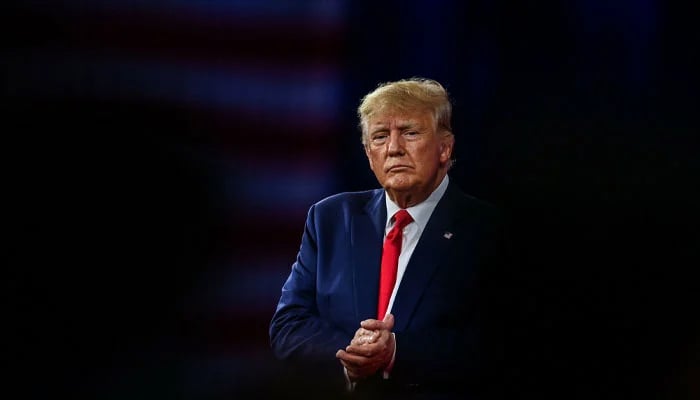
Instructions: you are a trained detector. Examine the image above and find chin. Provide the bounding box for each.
[383,179,414,192]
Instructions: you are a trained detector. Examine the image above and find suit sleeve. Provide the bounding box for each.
[269,204,351,362]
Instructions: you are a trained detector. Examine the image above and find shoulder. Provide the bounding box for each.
[304,188,383,220]
[313,189,382,211]
[301,189,382,234]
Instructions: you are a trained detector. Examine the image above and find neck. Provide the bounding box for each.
[386,191,423,209]
[386,172,447,208]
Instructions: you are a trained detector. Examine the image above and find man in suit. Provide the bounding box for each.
[270,78,507,398]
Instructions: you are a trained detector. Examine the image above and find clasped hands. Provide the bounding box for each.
[336,313,396,381]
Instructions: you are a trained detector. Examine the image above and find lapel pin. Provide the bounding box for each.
[443,232,453,239]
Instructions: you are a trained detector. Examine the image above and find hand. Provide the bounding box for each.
[336,314,396,381]
[349,326,378,346]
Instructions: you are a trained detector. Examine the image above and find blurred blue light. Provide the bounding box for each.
[5,53,342,118]
[63,0,347,22]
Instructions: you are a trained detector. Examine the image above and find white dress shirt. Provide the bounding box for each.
[384,174,449,315]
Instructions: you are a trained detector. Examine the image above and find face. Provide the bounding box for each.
[364,108,454,207]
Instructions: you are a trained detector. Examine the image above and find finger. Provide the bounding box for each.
[351,332,377,346]
[350,336,368,346]
[337,350,361,368]
[359,318,382,330]
[366,330,380,343]
[360,327,375,337]
[361,313,395,331]
[338,358,355,371]
[353,332,394,353]
[336,349,371,366]
[346,343,377,357]
[341,359,377,380]
[360,319,385,330]
[347,334,391,356]
[352,327,375,341]
[353,327,372,337]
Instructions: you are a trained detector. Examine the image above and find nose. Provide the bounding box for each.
[387,131,405,156]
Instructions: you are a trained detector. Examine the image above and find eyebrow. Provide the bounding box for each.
[369,121,420,134]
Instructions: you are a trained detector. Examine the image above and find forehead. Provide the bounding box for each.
[367,107,434,129]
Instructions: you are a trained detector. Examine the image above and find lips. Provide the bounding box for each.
[386,165,411,172]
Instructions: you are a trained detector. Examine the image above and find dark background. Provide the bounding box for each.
[4,1,698,399]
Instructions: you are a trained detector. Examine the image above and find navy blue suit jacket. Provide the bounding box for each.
[270,181,506,394]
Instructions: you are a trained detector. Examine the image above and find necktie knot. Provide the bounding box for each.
[391,209,413,233]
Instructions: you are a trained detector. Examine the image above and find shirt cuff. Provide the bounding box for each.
[382,332,397,379]
[343,366,357,392]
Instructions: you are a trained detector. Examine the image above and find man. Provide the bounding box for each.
[270,78,507,398]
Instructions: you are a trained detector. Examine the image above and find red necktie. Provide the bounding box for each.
[377,209,413,320]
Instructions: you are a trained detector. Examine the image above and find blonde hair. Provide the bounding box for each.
[358,77,453,144]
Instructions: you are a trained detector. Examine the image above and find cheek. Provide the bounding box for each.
[365,149,376,168]
[368,154,379,170]
[414,146,439,165]
[369,149,385,166]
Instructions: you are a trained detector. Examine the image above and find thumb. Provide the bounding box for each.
[383,313,395,330]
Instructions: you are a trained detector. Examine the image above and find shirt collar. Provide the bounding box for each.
[384,175,450,232]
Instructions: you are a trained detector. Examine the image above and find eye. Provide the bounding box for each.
[403,131,420,139]
[371,133,388,144]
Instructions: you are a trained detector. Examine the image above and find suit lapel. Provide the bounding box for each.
[391,184,458,332]
[351,190,386,321]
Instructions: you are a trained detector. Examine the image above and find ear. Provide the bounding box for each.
[439,134,455,164]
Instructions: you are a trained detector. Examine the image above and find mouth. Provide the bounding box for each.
[386,165,412,173]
